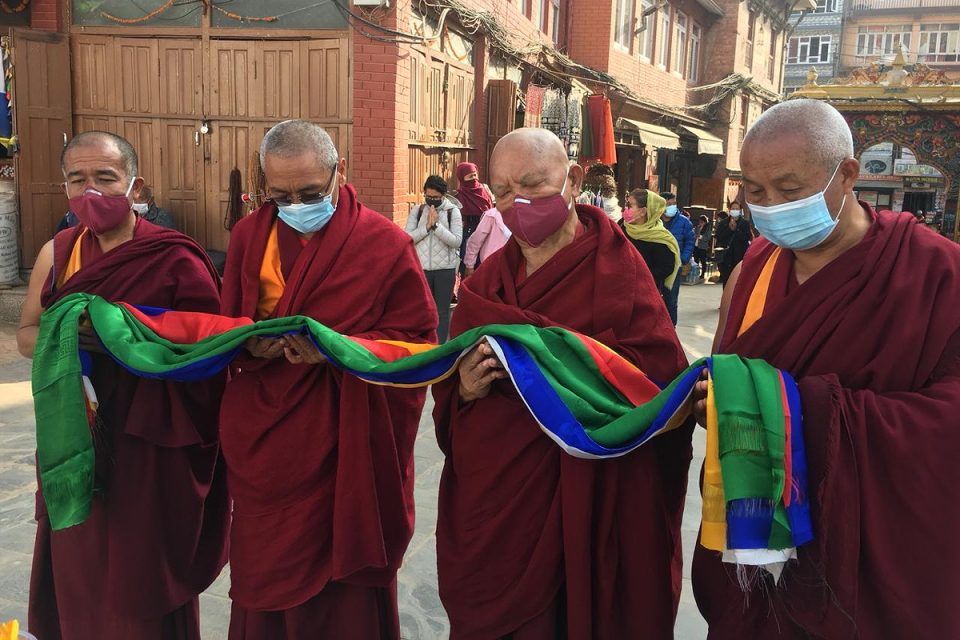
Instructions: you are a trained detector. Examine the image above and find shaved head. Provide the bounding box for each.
[62,131,138,178]
[744,99,854,172]
[492,128,570,168]
[488,128,578,205]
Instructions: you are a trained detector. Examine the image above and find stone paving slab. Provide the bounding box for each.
[0,283,721,639]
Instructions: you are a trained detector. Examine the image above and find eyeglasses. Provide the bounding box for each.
[266,167,337,207]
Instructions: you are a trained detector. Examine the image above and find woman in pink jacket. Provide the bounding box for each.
[463,208,511,276]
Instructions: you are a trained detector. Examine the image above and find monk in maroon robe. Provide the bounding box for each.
[692,100,960,638]
[434,128,692,639]
[17,131,228,639]
[220,120,436,639]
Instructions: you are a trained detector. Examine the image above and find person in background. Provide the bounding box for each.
[133,185,175,229]
[54,209,79,235]
[718,203,752,288]
[694,214,713,275]
[914,209,926,224]
[714,207,734,284]
[577,165,622,221]
[463,206,511,276]
[620,188,680,291]
[406,175,463,342]
[454,162,494,274]
[598,175,623,221]
[659,191,695,325]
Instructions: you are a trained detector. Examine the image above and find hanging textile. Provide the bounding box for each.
[565,88,584,160]
[540,88,565,139]
[579,96,595,160]
[0,40,11,140]
[583,95,617,166]
[524,85,547,128]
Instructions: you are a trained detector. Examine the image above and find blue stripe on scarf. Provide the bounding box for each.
[783,371,814,547]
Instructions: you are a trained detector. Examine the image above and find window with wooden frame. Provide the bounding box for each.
[658,6,671,68]
[745,11,757,69]
[768,29,778,83]
[615,0,634,50]
[551,0,561,44]
[689,23,702,82]
[674,12,689,75]
[638,0,656,60]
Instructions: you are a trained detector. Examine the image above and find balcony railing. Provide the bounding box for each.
[848,0,960,12]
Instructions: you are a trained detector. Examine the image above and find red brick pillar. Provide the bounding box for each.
[351,6,409,224]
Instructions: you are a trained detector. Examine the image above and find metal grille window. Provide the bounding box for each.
[787,35,832,64]
[813,0,839,12]
[674,12,688,75]
[920,24,960,63]
[615,0,634,49]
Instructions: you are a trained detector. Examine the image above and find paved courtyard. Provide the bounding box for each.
[0,282,720,639]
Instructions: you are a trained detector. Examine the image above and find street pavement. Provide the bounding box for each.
[0,282,720,639]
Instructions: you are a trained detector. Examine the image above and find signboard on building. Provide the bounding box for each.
[894,161,943,177]
[860,146,894,175]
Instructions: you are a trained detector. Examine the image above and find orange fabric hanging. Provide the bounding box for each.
[584,95,617,166]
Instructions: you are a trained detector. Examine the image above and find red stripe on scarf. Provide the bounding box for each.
[120,304,253,344]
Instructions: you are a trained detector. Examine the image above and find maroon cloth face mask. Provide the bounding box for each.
[69,180,134,235]
[501,175,572,247]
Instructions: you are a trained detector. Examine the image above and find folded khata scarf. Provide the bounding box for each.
[33,293,813,573]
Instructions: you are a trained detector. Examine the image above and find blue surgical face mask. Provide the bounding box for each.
[276,173,338,234]
[747,162,847,251]
[664,204,679,218]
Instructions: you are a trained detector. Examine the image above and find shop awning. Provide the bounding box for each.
[617,119,681,150]
[680,125,724,155]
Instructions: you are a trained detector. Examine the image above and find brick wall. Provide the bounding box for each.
[30,0,61,31]
[352,0,553,223]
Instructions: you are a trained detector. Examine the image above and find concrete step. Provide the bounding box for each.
[0,285,26,325]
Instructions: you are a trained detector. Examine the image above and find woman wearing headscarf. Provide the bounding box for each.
[619,189,681,292]
[454,162,494,273]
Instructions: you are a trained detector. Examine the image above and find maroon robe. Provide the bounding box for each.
[693,206,960,638]
[433,205,692,639]
[31,220,229,640]
[219,185,436,639]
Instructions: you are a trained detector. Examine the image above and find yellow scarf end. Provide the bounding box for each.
[0,620,19,640]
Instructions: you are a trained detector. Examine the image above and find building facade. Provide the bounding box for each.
[784,0,845,94]
[9,0,812,269]
[840,0,960,79]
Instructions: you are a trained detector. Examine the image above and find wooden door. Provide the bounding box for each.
[68,34,351,252]
[486,79,517,169]
[204,38,351,252]
[13,29,73,267]
[161,121,205,243]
